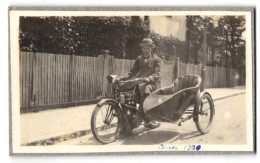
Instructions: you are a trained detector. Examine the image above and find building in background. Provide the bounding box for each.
[149,16,186,41]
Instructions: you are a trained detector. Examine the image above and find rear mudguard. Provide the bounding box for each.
[193,91,215,122]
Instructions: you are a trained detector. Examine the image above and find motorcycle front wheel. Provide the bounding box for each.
[91,101,122,144]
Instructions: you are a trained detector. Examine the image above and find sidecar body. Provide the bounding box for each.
[143,74,202,122]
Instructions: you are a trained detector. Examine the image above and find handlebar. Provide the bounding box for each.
[107,75,146,91]
[118,78,146,92]
[119,78,144,85]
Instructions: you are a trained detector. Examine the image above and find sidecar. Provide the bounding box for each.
[143,74,215,134]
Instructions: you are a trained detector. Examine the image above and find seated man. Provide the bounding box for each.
[122,38,162,129]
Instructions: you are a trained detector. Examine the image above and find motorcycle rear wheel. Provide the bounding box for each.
[91,101,122,144]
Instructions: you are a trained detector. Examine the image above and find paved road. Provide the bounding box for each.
[55,94,246,145]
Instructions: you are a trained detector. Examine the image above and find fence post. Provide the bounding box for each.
[226,65,230,87]
[200,28,207,91]
[69,55,73,102]
[175,57,180,79]
[30,52,36,106]
[241,66,245,85]
[101,53,110,96]
[200,67,206,91]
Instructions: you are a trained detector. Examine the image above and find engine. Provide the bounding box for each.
[119,90,140,104]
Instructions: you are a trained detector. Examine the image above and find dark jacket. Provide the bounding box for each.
[125,53,162,93]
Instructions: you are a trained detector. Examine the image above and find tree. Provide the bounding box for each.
[185,16,204,63]
[185,15,245,67]
[124,16,150,59]
[186,16,221,64]
[217,16,246,67]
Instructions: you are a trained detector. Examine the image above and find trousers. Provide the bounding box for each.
[138,84,156,122]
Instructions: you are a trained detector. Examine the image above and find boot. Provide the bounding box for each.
[144,116,161,129]
[139,94,160,129]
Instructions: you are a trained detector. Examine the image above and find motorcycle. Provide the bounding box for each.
[91,74,215,144]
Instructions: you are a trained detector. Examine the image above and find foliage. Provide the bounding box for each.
[186,16,203,63]
[149,32,187,61]
[124,16,150,59]
[186,16,219,64]
[20,16,149,58]
[20,15,246,67]
[217,16,246,67]
[185,15,246,67]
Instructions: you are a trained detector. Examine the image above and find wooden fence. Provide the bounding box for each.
[20,51,244,111]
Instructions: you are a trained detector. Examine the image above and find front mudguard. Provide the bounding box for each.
[193,91,215,122]
[96,97,123,119]
[97,98,119,106]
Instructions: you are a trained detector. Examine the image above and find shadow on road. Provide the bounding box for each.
[119,128,203,145]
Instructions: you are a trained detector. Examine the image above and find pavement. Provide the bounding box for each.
[20,86,246,146]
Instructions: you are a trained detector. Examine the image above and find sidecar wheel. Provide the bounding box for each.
[194,93,215,134]
[91,101,122,144]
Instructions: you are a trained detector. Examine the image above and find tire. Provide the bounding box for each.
[194,93,215,134]
[91,101,122,144]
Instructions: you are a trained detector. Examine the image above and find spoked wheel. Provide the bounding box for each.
[91,101,122,144]
[194,93,215,134]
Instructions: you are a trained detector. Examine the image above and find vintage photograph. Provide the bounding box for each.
[9,7,255,154]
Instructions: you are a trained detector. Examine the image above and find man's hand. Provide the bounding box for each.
[141,78,150,83]
[120,75,129,81]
